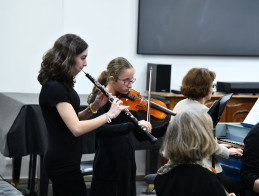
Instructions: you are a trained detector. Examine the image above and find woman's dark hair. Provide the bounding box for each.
[38,34,88,89]
[181,68,216,99]
[87,57,133,103]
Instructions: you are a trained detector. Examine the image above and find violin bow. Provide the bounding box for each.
[147,66,152,122]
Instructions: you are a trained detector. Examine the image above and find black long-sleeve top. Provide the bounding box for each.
[90,94,168,181]
[155,164,227,196]
[240,122,259,192]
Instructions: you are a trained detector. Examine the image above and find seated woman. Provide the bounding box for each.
[171,67,244,195]
[154,111,235,196]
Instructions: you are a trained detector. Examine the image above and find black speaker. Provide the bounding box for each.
[217,81,259,94]
[146,63,171,92]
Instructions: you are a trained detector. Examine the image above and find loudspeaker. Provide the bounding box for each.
[217,81,259,94]
[146,63,171,92]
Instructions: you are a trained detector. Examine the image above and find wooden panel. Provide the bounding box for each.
[226,102,255,122]
[148,91,259,122]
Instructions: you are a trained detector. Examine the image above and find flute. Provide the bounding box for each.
[82,70,157,144]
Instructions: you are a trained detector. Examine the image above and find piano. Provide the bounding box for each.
[218,137,244,149]
[215,122,251,181]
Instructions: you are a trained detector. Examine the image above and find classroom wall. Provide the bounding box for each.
[1,0,259,179]
[1,0,259,95]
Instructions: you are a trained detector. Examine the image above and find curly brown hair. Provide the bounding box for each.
[38,34,88,89]
[181,68,216,99]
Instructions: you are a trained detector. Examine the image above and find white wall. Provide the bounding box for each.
[0,0,63,93]
[1,0,259,95]
[64,0,259,94]
[1,0,259,179]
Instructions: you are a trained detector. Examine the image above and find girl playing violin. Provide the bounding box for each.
[87,57,169,196]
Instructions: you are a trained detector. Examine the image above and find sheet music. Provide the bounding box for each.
[241,98,259,127]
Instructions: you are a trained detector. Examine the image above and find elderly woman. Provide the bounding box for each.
[155,111,235,196]
[172,67,216,113]
[170,67,244,195]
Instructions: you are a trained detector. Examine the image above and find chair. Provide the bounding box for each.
[80,160,94,194]
[80,160,94,176]
[143,173,157,194]
[0,180,23,195]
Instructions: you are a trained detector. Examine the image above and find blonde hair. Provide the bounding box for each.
[161,111,216,163]
[87,57,133,103]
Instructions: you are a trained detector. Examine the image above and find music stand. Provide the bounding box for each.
[207,93,233,168]
[207,93,233,128]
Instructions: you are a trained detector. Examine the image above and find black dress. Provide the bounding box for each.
[90,94,168,196]
[154,164,227,196]
[39,80,87,196]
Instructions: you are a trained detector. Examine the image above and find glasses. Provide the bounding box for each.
[212,83,217,92]
[117,78,136,86]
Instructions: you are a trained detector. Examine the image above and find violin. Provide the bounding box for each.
[118,89,176,121]
[83,71,157,144]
